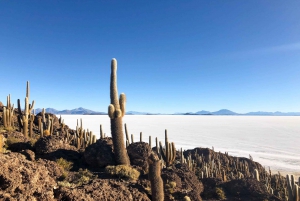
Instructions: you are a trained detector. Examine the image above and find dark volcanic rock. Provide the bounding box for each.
[221,178,282,201]
[4,131,34,152]
[84,137,116,168]
[20,149,35,161]
[35,135,77,155]
[56,179,151,201]
[200,177,224,200]
[162,163,204,201]
[127,142,152,174]
[34,135,82,170]
[0,152,57,200]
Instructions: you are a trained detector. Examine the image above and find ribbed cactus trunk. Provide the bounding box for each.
[108,58,130,166]
[148,153,164,201]
[17,82,35,138]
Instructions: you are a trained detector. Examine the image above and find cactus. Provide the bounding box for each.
[159,130,176,167]
[148,153,164,201]
[100,124,104,139]
[0,134,4,153]
[286,174,300,201]
[17,81,35,138]
[3,94,14,129]
[254,169,259,181]
[108,58,130,165]
[29,113,34,138]
[124,123,130,143]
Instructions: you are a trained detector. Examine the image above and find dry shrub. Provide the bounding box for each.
[56,158,73,171]
[105,165,140,181]
[72,168,96,186]
[215,187,226,200]
[5,136,21,148]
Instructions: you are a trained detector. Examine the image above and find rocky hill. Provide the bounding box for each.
[0,103,293,201]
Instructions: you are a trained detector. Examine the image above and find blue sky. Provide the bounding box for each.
[0,1,299,113]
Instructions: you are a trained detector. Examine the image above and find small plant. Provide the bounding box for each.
[165,180,177,193]
[56,158,73,171]
[56,158,73,180]
[4,126,15,132]
[43,130,50,136]
[105,165,140,181]
[215,187,226,200]
[72,168,96,186]
[28,137,38,147]
[58,169,96,188]
[5,136,22,148]
[57,180,73,188]
[183,196,191,201]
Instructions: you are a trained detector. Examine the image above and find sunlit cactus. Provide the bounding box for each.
[148,153,164,201]
[108,58,130,165]
[17,81,35,138]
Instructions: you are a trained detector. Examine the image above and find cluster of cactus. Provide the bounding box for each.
[157,130,176,167]
[17,81,35,138]
[73,119,97,149]
[107,58,130,166]
[38,108,53,137]
[180,147,300,200]
[183,149,257,180]
[286,174,300,201]
[124,123,152,148]
[2,94,14,129]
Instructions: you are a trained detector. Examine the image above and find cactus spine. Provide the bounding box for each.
[148,153,164,201]
[17,81,35,138]
[108,58,130,165]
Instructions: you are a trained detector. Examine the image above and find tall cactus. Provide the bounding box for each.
[148,153,164,201]
[108,58,130,165]
[17,81,35,138]
[3,94,14,129]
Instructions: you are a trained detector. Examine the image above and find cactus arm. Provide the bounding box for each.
[110,58,120,109]
[119,93,126,117]
[108,104,115,119]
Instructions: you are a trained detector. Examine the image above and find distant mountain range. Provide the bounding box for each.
[35,107,106,115]
[34,108,300,116]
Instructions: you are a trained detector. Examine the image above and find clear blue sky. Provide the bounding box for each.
[1,1,299,113]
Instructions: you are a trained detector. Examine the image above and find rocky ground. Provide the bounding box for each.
[0,104,289,200]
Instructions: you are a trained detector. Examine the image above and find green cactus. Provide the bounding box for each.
[148,153,164,201]
[17,81,35,138]
[108,58,130,165]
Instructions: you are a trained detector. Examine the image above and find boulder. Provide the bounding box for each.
[84,137,115,168]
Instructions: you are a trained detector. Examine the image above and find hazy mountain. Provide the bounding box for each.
[212,109,238,115]
[126,111,162,115]
[195,110,212,115]
[35,107,106,115]
[33,108,300,116]
[245,111,300,116]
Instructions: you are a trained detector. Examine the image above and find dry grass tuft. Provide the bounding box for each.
[105,165,140,181]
